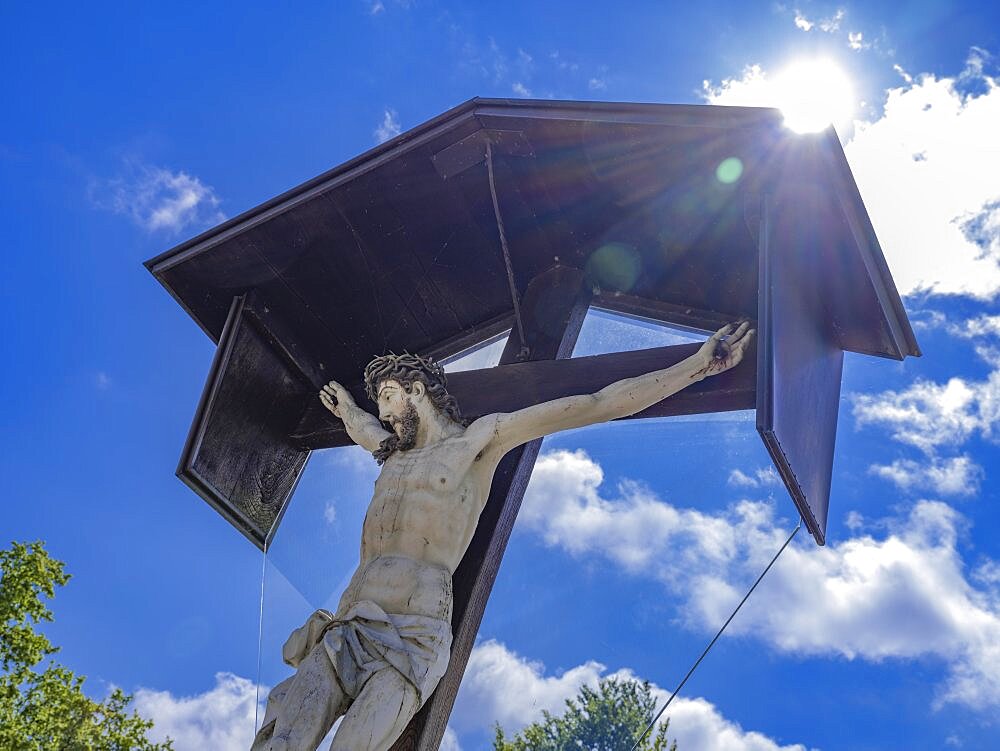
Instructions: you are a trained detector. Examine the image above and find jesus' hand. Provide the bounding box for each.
[693,321,754,379]
[320,380,354,419]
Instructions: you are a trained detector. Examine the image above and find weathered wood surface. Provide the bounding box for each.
[150,100,917,373]
[389,265,591,751]
[177,294,312,548]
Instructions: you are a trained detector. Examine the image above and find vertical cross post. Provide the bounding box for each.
[390,264,591,750]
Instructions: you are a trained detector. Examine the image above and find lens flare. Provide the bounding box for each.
[772,59,855,133]
[715,157,744,184]
[585,243,642,293]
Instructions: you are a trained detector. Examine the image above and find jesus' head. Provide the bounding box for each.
[363,353,467,464]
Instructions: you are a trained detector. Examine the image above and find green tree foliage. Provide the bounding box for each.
[0,541,172,751]
[493,676,677,751]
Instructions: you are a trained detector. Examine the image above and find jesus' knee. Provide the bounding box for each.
[268,644,347,750]
[330,667,419,751]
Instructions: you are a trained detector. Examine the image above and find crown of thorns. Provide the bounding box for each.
[363,352,448,402]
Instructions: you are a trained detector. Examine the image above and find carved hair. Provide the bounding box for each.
[364,353,468,464]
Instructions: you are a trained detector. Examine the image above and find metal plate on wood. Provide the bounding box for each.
[756,195,843,545]
[177,294,312,549]
[431,128,534,179]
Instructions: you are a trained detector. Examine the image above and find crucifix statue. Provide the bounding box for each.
[146,96,918,751]
[251,321,754,751]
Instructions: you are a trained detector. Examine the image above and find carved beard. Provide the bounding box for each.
[373,400,420,464]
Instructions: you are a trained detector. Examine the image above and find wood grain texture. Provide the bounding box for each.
[177,294,313,549]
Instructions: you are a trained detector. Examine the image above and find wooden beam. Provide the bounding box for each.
[447,342,755,420]
[390,265,591,751]
[292,341,755,449]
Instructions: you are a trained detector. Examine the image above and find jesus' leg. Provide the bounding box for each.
[260,643,348,751]
[328,666,420,751]
[250,674,295,751]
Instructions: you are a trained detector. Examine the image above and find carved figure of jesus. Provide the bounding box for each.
[252,321,754,751]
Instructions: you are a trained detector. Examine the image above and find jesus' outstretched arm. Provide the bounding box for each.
[487,321,754,454]
[319,380,391,453]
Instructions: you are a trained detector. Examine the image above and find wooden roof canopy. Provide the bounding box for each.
[146,97,919,551]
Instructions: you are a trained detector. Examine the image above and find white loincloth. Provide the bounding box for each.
[281,600,452,704]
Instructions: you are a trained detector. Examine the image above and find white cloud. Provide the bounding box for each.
[818,9,845,32]
[369,0,415,12]
[852,375,997,454]
[511,81,532,97]
[327,443,379,481]
[95,162,224,234]
[702,64,770,108]
[519,449,1000,710]
[453,640,808,751]
[589,77,607,91]
[950,313,1000,339]
[321,444,378,526]
[520,450,754,577]
[134,649,804,751]
[453,639,608,733]
[853,307,1000,471]
[706,51,1000,299]
[869,455,982,496]
[666,696,811,751]
[845,52,1000,299]
[792,8,844,33]
[138,670,459,750]
[440,727,462,751]
[134,672,263,751]
[550,50,579,72]
[848,31,867,50]
[893,63,914,84]
[487,37,507,82]
[374,108,402,143]
[942,313,1000,365]
[728,466,781,488]
[94,371,112,390]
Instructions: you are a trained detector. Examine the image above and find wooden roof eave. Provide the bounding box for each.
[819,127,921,360]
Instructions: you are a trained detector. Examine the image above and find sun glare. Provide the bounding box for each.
[772,59,855,133]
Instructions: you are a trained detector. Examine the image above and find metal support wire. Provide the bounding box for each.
[485,141,531,361]
[629,518,802,751]
[254,541,268,732]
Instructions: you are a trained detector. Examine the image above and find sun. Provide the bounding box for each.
[772,58,855,133]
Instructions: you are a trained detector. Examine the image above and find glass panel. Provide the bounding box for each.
[574,307,707,357]
[255,444,379,745]
[448,311,774,748]
[450,414,780,748]
[441,330,509,372]
[253,334,513,744]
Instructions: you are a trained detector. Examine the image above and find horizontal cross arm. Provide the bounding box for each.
[293,342,755,450]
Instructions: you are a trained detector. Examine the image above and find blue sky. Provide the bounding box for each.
[3,1,1000,749]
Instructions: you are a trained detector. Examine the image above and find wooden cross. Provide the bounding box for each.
[146,98,918,750]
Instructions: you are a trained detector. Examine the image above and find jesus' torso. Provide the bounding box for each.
[334,418,501,622]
